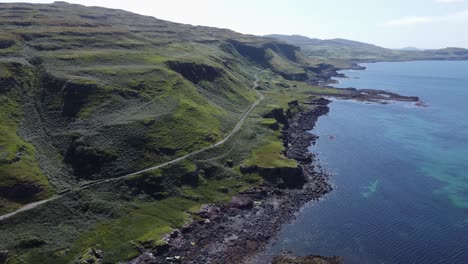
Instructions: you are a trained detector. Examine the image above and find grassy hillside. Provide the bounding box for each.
[0,2,322,213]
[0,2,337,263]
[267,34,468,65]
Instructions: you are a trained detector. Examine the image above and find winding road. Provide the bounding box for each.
[0,71,265,221]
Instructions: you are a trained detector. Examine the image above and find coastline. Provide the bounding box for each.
[254,60,468,264]
[128,97,335,264]
[127,63,423,264]
[310,63,424,105]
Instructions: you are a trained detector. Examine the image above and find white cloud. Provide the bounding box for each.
[435,0,466,3]
[385,9,468,26]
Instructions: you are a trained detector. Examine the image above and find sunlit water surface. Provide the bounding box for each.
[256,61,468,264]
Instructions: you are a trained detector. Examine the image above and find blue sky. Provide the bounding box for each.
[2,0,468,48]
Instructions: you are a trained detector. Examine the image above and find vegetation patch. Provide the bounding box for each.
[243,131,297,169]
[0,62,53,214]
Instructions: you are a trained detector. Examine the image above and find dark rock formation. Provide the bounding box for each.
[0,76,16,94]
[15,238,47,249]
[230,195,254,209]
[240,165,304,189]
[62,80,97,117]
[64,138,115,179]
[262,107,289,127]
[0,182,43,203]
[283,98,331,164]
[166,61,222,84]
[0,250,9,264]
[0,39,15,49]
[272,253,344,264]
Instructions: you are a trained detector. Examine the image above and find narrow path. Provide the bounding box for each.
[0,71,265,221]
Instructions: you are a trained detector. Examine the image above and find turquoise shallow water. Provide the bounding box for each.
[257,61,468,264]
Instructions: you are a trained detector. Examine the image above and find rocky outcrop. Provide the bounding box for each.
[123,173,166,199]
[283,98,331,163]
[228,41,267,65]
[0,39,15,49]
[62,80,97,117]
[166,61,222,84]
[264,42,300,62]
[0,76,16,94]
[15,237,47,249]
[64,138,116,179]
[262,107,289,127]
[0,182,43,203]
[230,195,253,209]
[79,248,103,264]
[0,250,9,264]
[272,253,344,264]
[227,40,307,81]
[240,165,305,189]
[340,88,419,102]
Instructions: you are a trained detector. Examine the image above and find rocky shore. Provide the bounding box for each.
[309,63,422,104]
[272,253,343,264]
[127,99,333,264]
[309,87,420,103]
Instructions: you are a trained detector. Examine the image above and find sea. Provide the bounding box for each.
[257,60,468,264]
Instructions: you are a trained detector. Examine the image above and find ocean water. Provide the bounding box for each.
[258,61,468,264]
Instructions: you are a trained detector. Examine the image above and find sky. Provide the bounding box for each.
[1,0,468,49]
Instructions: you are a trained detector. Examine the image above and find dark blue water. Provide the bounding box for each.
[257,61,468,264]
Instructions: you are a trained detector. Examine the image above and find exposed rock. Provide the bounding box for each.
[0,76,16,93]
[15,238,47,249]
[230,195,254,209]
[196,204,221,219]
[272,253,344,264]
[0,182,43,202]
[62,80,97,117]
[0,39,15,49]
[325,88,419,102]
[240,165,305,189]
[79,248,103,264]
[127,252,155,264]
[228,41,267,65]
[166,61,222,84]
[0,250,9,264]
[64,138,115,179]
[262,107,289,127]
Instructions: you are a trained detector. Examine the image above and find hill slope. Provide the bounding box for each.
[0,2,320,213]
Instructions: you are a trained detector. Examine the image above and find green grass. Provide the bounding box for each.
[70,197,197,263]
[260,118,278,125]
[243,132,297,169]
[0,68,317,264]
[0,64,53,214]
[266,49,305,77]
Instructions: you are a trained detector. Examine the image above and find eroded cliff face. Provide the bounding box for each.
[228,40,310,81]
[166,61,222,84]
